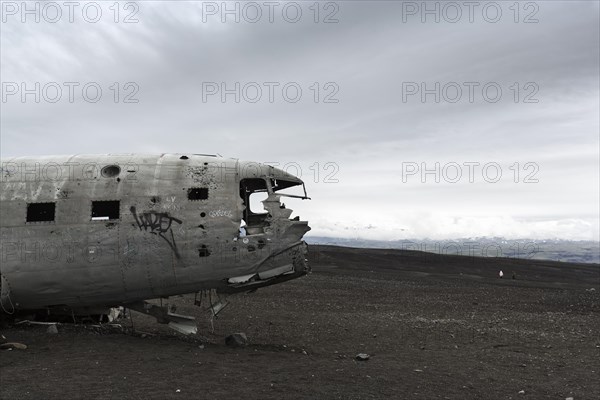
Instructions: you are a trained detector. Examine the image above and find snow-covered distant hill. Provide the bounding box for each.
[305,237,600,264]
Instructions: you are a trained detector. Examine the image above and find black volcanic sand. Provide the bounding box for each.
[1,245,599,399]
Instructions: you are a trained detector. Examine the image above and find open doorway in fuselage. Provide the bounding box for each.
[239,178,270,235]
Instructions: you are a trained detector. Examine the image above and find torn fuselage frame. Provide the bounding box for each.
[229,172,311,293]
[239,175,309,237]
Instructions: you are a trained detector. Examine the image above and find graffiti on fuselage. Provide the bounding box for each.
[209,209,233,218]
[130,206,183,258]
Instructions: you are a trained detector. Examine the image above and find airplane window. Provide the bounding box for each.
[91,200,120,221]
[187,187,209,200]
[249,191,268,213]
[240,178,268,214]
[101,165,121,178]
[26,202,56,222]
[198,244,211,257]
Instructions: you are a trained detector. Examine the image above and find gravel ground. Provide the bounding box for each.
[1,245,598,400]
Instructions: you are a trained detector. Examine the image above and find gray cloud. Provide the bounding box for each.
[1,0,598,240]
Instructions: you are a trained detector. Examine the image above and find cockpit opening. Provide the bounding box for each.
[240,178,269,235]
[270,178,309,199]
[239,177,309,236]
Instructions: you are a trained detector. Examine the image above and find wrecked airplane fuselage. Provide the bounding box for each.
[0,154,310,332]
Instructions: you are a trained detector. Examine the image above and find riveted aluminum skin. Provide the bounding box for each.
[0,154,310,311]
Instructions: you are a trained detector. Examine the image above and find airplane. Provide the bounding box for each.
[0,154,311,334]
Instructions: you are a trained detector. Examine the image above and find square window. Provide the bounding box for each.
[91,201,120,221]
[26,202,56,222]
[187,187,209,201]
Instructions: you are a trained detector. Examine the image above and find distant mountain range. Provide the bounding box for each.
[305,236,600,264]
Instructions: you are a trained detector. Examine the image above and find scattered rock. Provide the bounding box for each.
[355,353,370,361]
[414,369,423,372]
[0,342,27,350]
[225,332,248,347]
[519,390,525,394]
[565,397,574,400]
[47,325,58,334]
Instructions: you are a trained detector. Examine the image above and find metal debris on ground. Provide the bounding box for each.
[0,342,27,350]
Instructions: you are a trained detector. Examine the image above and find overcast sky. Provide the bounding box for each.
[1,1,598,241]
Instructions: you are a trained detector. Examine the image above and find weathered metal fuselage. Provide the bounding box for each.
[0,154,310,313]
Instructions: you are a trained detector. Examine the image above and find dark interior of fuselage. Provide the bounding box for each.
[239,178,269,235]
[239,178,301,235]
